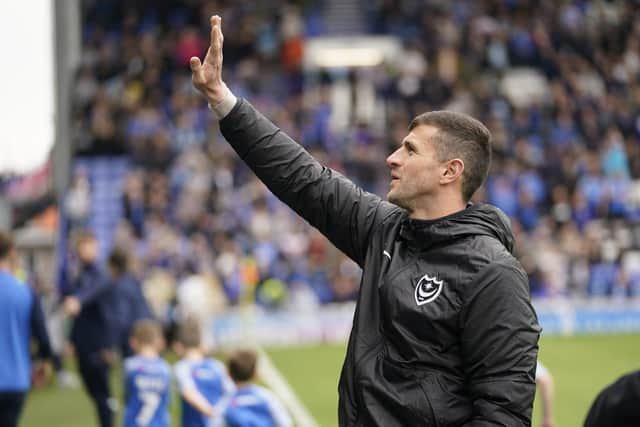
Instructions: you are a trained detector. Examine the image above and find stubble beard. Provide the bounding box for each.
[387,189,408,210]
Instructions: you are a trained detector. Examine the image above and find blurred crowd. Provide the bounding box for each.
[65,0,640,311]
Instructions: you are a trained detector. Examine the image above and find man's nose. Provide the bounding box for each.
[386,148,401,168]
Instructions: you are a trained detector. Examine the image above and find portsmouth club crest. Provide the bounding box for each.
[414,274,444,306]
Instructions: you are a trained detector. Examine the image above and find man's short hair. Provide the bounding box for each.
[409,110,492,202]
[108,248,129,275]
[131,319,163,345]
[228,350,257,383]
[175,319,202,349]
[0,230,14,260]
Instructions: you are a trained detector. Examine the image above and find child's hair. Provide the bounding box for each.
[228,350,257,382]
[175,318,202,349]
[131,319,163,346]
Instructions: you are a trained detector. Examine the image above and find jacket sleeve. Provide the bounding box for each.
[74,272,110,306]
[75,272,119,349]
[133,277,153,320]
[219,98,397,266]
[460,262,541,426]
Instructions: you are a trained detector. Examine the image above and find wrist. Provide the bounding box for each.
[207,85,237,119]
[203,85,227,106]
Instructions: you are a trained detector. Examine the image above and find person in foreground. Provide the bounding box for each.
[191,16,541,426]
[583,369,640,427]
[224,350,292,427]
[0,231,52,427]
[123,320,171,427]
[173,319,235,427]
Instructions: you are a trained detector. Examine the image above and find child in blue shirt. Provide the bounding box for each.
[174,320,235,427]
[123,320,171,427]
[224,350,292,427]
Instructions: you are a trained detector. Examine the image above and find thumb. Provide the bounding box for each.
[189,56,202,72]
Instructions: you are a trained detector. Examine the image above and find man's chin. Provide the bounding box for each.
[387,193,404,208]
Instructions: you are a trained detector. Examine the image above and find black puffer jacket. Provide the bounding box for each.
[220,98,541,426]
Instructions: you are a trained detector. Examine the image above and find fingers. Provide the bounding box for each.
[191,14,226,102]
[190,56,205,88]
[189,56,202,72]
[205,15,223,67]
[209,15,222,44]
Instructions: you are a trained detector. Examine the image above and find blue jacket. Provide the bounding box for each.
[110,273,152,357]
[0,270,52,391]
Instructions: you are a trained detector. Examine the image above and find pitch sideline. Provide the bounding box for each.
[257,347,320,427]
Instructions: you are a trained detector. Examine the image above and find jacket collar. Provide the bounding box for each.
[398,203,515,252]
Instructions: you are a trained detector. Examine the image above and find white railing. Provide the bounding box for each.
[207,298,640,348]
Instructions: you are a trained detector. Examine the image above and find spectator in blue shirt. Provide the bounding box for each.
[0,230,52,427]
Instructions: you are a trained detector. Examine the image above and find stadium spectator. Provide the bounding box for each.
[192,15,539,426]
[0,230,52,427]
[64,167,91,229]
[225,349,292,427]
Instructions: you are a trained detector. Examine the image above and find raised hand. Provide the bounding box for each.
[190,15,228,105]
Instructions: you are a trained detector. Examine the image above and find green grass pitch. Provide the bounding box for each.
[21,334,640,426]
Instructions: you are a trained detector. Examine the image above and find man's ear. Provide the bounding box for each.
[440,158,464,184]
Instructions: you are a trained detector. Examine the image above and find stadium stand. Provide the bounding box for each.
[60,0,640,313]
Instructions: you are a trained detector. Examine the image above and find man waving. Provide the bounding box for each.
[192,16,540,426]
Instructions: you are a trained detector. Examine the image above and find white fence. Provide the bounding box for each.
[208,299,640,348]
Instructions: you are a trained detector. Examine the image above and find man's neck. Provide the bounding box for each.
[408,192,466,220]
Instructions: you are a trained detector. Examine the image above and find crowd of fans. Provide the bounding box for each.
[65,0,640,311]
